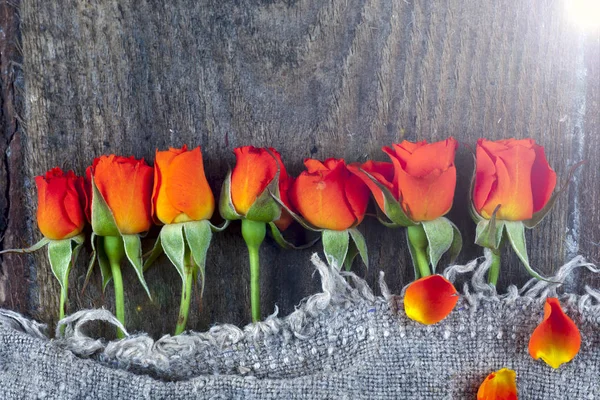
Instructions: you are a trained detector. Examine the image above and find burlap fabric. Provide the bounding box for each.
[1,253,599,399]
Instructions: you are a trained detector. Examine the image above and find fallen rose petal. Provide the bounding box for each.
[403,275,459,325]
[528,297,581,369]
[477,368,518,400]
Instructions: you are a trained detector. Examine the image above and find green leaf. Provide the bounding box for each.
[160,224,186,281]
[183,220,213,297]
[143,235,163,272]
[218,169,242,221]
[47,239,75,292]
[504,221,551,281]
[90,177,120,237]
[421,217,455,273]
[348,228,368,269]
[358,168,415,227]
[269,192,322,231]
[268,222,320,250]
[245,169,282,223]
[406,230,421,280]
[0,237,50,254]
[448,219,463,264]
[208,220,230,233]
[322,229,349,270]
[122,234,152,299]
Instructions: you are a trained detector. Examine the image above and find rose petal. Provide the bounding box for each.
[348,161,394,213]
[477,368,518,400]
[530,144,557,213]
[403,275,459,325]
[528,297,581,369]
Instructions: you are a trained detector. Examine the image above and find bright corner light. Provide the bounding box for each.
[565,0,600,30]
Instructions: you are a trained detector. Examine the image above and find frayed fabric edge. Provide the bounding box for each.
[1,251,599,373]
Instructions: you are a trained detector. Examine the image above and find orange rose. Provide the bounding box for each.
[350,138,457,222]
[35,168,87,240]
[86,155,153,234]
[403,275,459,324]
[290,158,369,231]
[528,297,581,369]
[473,138,557,221]
[230,146,294,226]
[152,145,215,224]
[477,368,518,400]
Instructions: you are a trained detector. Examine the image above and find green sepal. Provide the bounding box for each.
[421,217,459,273]
[468,152,486,224]
[143,235,163,272]
[343,240,359,271]
[47,234,84,292]
[348,228,368,269]
[0,237,50,254]
[474,205,504,251]
[183,220,212,297]
[84,233,113,292]
[245,170,282,223]
[270,193,322,231]
[208,220,230,232]
[122,234,152,299]
[359,168,415,227]
[90,177,120,237]
[375,206,404,228]
[322,229,349,270]
[504,221,552,282]
[160,224,186,281]
[218,169,242,221]
[268,222,320,250]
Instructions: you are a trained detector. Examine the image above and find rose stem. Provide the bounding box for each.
[487,248,502,286]
[59,279,68,321]
[104,235,127,339]
[241,219,266,323]
[407,224,431,278]
[175,250,194,335]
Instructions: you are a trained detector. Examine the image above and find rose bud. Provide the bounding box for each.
[229,146,294,226]
[290,158,370,231]
[35,168,87,240]
[86,155,153,235]
[473,138,556,221]
[152,145,214,224]
[350,138,458,222]
[528,297,581,369]
[403,275,459,325]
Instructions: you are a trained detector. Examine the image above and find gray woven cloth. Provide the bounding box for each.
[1,253,599,399]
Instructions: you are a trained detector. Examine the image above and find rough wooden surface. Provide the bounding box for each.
[0,0,598,337]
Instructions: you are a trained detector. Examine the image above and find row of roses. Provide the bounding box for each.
[3,138,581,373]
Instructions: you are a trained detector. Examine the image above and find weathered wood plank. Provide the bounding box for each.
[0,0,597,337]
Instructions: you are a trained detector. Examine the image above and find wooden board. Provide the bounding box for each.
[0,0,598,337]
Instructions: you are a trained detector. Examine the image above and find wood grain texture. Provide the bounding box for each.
[0,0,597,337]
